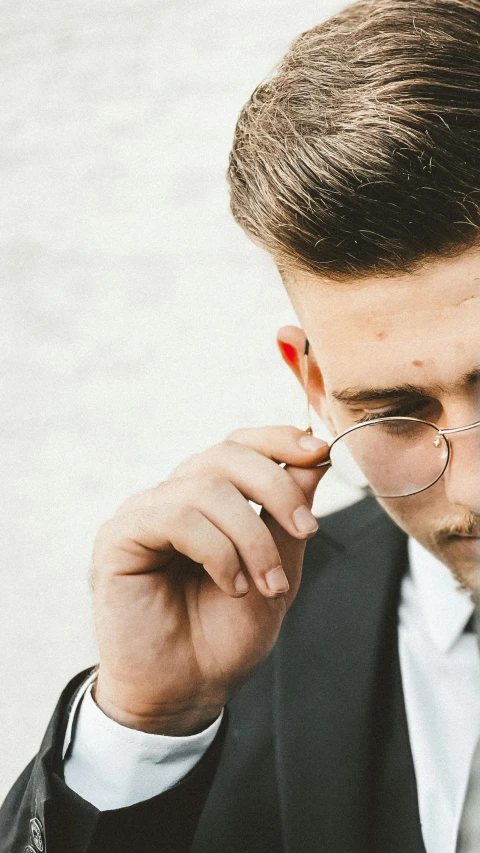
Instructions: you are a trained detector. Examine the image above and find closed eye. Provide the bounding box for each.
[355,400,440,424]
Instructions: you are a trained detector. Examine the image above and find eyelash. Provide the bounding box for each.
[357,404,429,424]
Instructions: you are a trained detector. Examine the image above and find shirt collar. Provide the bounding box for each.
[407,536,475,654]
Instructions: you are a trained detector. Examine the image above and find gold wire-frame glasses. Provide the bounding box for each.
[302,338,480,498]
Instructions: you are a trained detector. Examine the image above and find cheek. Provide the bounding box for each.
[375,495,423,536]
[376,483,441,535]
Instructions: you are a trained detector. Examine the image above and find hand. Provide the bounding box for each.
[91,426,330,735]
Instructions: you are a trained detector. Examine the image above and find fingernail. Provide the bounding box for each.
[265,566,290,593]
[234,571,250,595]
[293,506,319,535]
[298,434,327,452]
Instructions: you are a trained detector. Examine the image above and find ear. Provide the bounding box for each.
[276,325,331,426]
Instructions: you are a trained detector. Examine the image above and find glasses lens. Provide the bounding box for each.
[329,418,449,498]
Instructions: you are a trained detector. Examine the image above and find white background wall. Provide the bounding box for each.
[0,0,361,800]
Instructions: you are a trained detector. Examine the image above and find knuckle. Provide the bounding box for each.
[269,466,303,504]
[225,428,247,442]
[121,504,158,540]
[287,425,306,441]
[217,438,240,454]
[200,471,226,490]
[171,443,230,476]
[168,451,205,478]
[92,517,127,569]
[200,473,232,500]
[112,486,165,520]
[212,536,238,570]
[170,471,229,504]
[94,516,119,550]
[266,464,289,491]
[160,500,195,529]
[243,533,278,571]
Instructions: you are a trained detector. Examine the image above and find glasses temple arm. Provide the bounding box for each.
[303,339,313,436]
[439,420,480,436]
[303,338,333,467]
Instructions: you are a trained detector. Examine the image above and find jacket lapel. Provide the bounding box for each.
[273,497,423,853]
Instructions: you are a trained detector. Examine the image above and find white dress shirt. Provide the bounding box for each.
[400,538,480,853]
[62,674,223,811]
[63,536,480,853]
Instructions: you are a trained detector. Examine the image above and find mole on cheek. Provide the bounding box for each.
[412,360,423,367]
[375,331,387,340]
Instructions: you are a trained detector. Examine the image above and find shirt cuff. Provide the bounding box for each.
[62,672,224,811]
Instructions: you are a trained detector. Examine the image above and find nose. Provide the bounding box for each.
[442,425,480,513]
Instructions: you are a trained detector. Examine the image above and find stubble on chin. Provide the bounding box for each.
[432,542,479,598]
[381,498,480,598]
[427,515,480,599]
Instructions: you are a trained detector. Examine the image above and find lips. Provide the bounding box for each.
[452,534,480,539]
[447,529,480,539]
[445,535,480,550]
[436,521,480,546]
[447,535,480,555]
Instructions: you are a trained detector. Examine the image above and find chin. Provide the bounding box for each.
[375,497,480,595]
[434,539,480,597]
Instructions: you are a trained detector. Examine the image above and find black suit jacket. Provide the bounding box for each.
[0,497,427,853]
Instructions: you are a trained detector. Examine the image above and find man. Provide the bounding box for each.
[2,1,480,851]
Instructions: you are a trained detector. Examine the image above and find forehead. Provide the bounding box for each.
[289,251,480,392]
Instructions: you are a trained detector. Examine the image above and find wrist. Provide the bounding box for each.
[92,676,223,736]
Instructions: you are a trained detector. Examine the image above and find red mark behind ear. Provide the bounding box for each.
[279,342,297,364]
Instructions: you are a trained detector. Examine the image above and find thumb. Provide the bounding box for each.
[260,463,329,604]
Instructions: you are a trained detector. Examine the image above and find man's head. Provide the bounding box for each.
[227,0,480,589]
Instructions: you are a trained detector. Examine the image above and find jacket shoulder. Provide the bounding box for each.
[314,494,397,547]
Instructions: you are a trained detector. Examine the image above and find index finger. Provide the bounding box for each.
[225,424,330,467]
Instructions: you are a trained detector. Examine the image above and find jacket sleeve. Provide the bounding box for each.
[0,666,226,853]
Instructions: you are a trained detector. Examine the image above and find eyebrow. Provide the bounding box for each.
[331,366,480,406]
